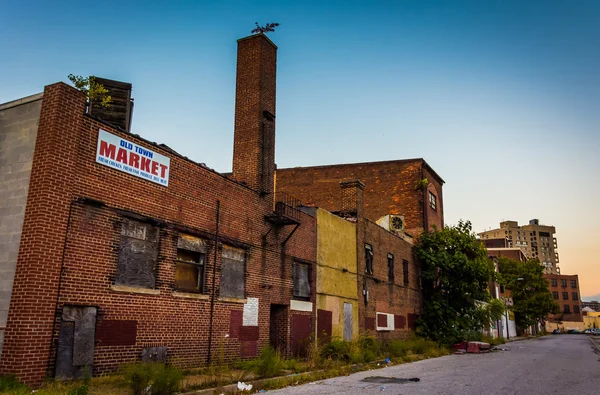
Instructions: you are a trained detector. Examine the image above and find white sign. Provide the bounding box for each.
[243,297,259,326]
[96,129,170,186]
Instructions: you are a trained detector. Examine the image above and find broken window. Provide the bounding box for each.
[428,191,437,210]
[115,218,159,289]
[175,234,207,293]
[293,261,311,300]
[387,254,394,282]
[403,259,409,285]
[220,245,245,299]
[365,244,373,275]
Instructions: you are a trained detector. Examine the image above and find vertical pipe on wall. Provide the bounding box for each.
[207,200,220,365]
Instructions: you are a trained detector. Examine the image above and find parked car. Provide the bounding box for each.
[567,329,581,334]
[552,329,561,334]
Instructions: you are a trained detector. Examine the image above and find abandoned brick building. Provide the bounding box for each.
[0,32,445,386]
[275,157,444,337]
[0,33,316,385]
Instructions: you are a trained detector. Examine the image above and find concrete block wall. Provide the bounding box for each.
[0,94,42,357]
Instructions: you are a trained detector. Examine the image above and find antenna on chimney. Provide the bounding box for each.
[252,22,280,34]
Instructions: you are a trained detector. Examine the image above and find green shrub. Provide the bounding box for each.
[387,340,409,357]
[0,375,30,395]
[320,339,351,362]
[121,362,183,395]
[255,346,283,378]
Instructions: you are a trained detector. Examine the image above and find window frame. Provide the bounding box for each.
[574,305,580,314]
[428,191,437,210]
[293,261,312,301]
[563,304,571,314]
[561,279,567,288]
[570,280,577,288]
[552,291,559,300]
[387,254,394,282]
[365,244,373,275]
[402,259,409,285]
[551,278,557,287]
[174,249,206,293]
[562,292,569,301]
[572,292,578,301]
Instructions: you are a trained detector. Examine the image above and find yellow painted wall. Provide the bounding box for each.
[584,312,600,329]
[316,209,359,340]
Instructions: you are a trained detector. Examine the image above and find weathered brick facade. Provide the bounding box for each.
[276,159,444,236]
[0,34,316,385]
[341,181,422,340]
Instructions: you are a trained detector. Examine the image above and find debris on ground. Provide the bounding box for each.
[237,381,253,391]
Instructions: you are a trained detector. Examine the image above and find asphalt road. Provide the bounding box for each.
[268,335,600,395]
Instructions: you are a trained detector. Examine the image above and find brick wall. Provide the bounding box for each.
[1,33,317,386]
[276,159,444,236]
[358,219,422,340]
[545,274,582,322]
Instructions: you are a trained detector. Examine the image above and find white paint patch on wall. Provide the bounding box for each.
[243,297,259,326]
[291,300,313,312]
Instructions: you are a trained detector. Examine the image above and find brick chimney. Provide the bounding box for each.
[232,34,277,195]
[340,180,365,217]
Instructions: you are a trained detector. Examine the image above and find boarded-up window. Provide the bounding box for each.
[403,259,409,285]
[220,245,245,299]
[293,262,311,300]
[394,314,406,329]
[116,218,159,288]
[365,244,373,275]
[175,234,207,293]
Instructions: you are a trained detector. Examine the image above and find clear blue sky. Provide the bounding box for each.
[2,0,599,297]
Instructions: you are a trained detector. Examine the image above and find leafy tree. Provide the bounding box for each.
[415,220,495,345]
[498,257,559,329]
[67,74,111,107]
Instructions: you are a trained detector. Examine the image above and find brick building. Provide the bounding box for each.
[0,33,317,385]
[275,159,445,237]
[306,180,422,344]
[545,274,583,323]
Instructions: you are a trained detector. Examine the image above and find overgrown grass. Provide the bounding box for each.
[121,362,183,395]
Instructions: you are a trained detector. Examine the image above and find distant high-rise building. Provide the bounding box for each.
[478,219,559,274]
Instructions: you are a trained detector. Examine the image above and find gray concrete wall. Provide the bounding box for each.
[0,93,42,357]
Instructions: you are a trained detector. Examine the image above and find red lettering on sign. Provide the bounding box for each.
[99,141,116,159]
[151,161,159,176]
[116,148,128,164]
[129,152,140,168]
[159,164,168,178]
[140,157,151,172]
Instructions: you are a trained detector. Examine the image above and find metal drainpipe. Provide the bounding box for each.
[48,198,77,376]
[421,165,428,232]
[207,200,220,365]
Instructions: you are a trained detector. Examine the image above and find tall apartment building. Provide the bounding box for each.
[478,219,559,274]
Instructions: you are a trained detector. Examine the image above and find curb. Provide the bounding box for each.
[179,355,432,394]
[589,336,600,354]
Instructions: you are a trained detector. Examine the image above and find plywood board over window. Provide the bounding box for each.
[220,245,245,299]
[115,218,159,289]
